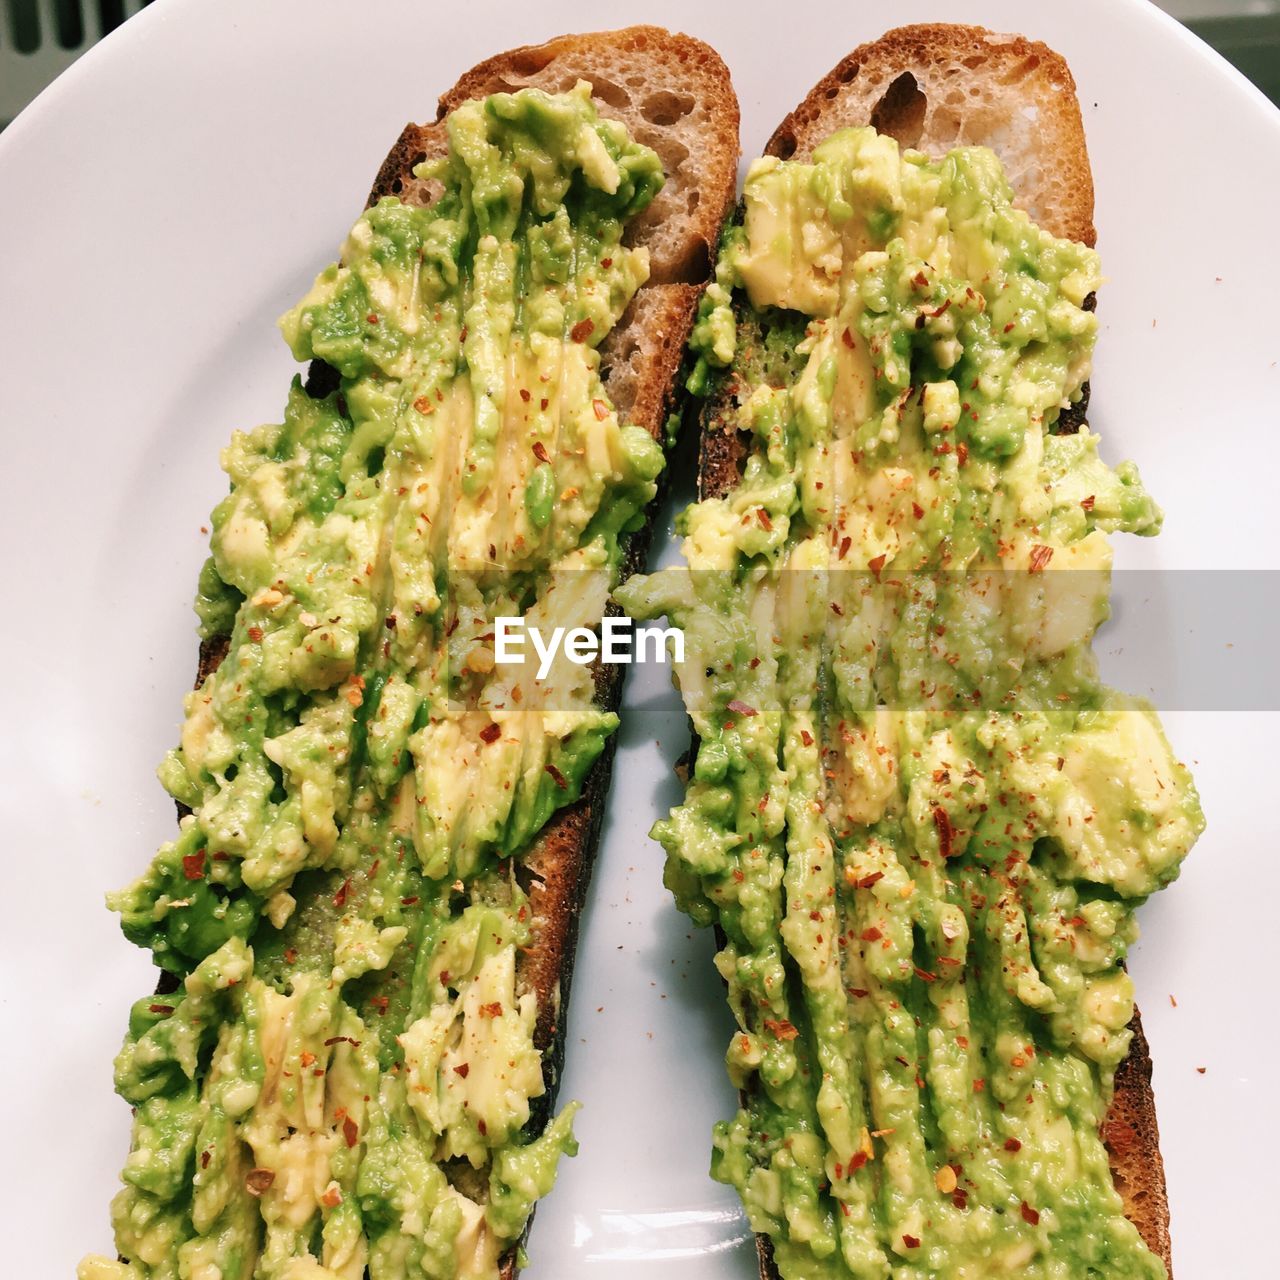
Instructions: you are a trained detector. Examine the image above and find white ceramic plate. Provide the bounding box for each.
[2,1,1277,1276]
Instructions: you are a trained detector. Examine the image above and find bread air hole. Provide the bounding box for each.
[570,75,629,109]
[511,49,554,77]
[641,90,696,127]
[869,71,928,150]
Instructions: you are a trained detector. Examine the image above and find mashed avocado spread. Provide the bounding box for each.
[81,83,665,1280]
[617,129,1203,1278]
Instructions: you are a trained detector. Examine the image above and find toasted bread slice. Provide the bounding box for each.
[695,24,1170,1277]
[192,27,738,1278]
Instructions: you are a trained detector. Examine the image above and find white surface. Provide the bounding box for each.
[1,1,1277,1276]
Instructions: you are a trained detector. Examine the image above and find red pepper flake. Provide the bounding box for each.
[148,1003,174,1015]
[841,329,855,349]
[953,1190,969,1210]
[592,398,609,421]
[868,554,887,580]
[519,388,531,403]
[1028,544,1054,573]
[545,763,568,790]
[973,1078,986,1092]
[1080,494,1096,511]
[956,442,969,467]
[413,395,434,415]
[182,849,206,881]
[532,441,549,463]
[369,996,389,1016]
[1020,1202,1040,1226]
[300,1051,316,1068]
[756,507,773,531]
[479,722,502,744]
[903,1234,921,1250]
[927,299,952,318]
[1003,322,1015,334]
[453,1063,471,1079]
[601,257,613,268]
[247,625,264,643]
[932,806,954,859]
[912,502,924,520]
[366,313,379,324]
[763,1019,799,1041]
[342,1116,359,1148]
[320,1185,342,1209]
[1004,1137,1022,1152]
[570,318,595,343]
[727,699,758,718]
[540,398,549,411]
[477,1119,488,1136]
[284,948,298,965]
[401,896,420,906]
[333,877,352,909]
[848,1149,869,1171]
[853,871,884,890]
[459,325,468,343]
[849,988,869,999]
[913,966,937,983]
[245,1168,275,1196]
[479,1002,503,1019]
[732,869,745,883]
[200,1149,211,1169]
[860,926,882,942]
[800,729,814,747]
[956,1035,969,1048]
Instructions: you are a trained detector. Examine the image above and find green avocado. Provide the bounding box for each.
[82,82,666,1280]
[618,128,1202,1279]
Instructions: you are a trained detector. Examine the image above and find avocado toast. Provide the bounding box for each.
[81,27,738,1280]
[617,24,1200,1279]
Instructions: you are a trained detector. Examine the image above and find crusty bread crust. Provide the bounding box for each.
[695,25,1170,1278]
[766,23,1095,247]
[188,27,737,1280]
